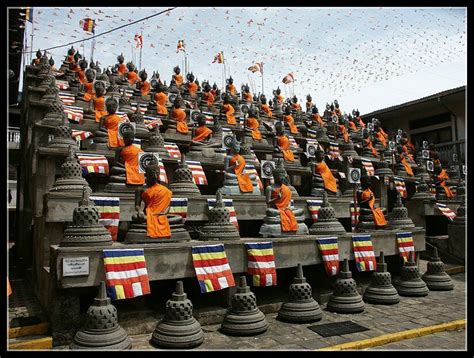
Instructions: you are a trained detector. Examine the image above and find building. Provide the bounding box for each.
[362,86,466,166]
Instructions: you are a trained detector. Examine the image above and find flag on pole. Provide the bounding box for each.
[361,158,375,176]
[282,72,294,84]
[79,18,95,34]
[77,154,109,175]
[435,202,457,221]
[134,33,143,48]
[393,177,408,198]
[316,237,339,276]
[248,62,263,73]
[169,198,188,220]
[352,235,377,272]
[245,242,277,287]
[212,51,224,64]
[207,198,239,230]
[90,196,120,241]
[186,161,207,185]
[396,232,415,262]
[191,244,235,293]
[176,39,185,53]
[307,199,323,222]
[102,249,151,300]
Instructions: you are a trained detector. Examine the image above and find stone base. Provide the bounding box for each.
[259,222,309,238]
[104,182,144,193]
[186,148,226,163]
[309,220,346,235]
[326,295,365,313]
[310,187,339,198]
[220,184,261,196]
[394,279,429,297]
[70,326,132,350]
[151,318,204,349]
[277,300,323,323]
[125,223,191,243]
[220,310,269,336]
[169,182,202,197]
[389,219,415,230]
[448,224,465,261]
[363,286,400,305]
[198,223,240,241]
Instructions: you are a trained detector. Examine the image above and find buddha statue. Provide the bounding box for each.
[309,149,339,198]
[309,106,324,128]
[352,109,365,130]
[291,95,301,113]
[136,69,151,98]
[171,65,184,91]
[126,159,190,242]
[339,117,359,159]
[75,69,96,105]
[395,145,414,177]
[84,80,108,122]
[183,72,199,102]
[163,95,191,142]
[360,129,378,158]
[272,88,284,118]
[220,137,261,196]
[210,82,221,107]
[225,76,237,98]
[93,96,125,150]
[115,53,128,75]
[347,114,362,142]
[283,105,299,135]
[220,93,237,126]
[259,94,273,119]
[305,94,313,113]
[59,46,76,72]
[200,82,216,112]
[124,62,139,86]
[129,110,151,140]
[75,58,88,86]
[244,105,269,147]
[31,49,42,66]
[356,174,388,231]
[105,122,145,193]
[152,82,169,117]
[434,164,454,200]
[241,84,253,104]
[274,158,299,198]
[272,121,302,170]
[373,123,388,153]
[258,163,308,237]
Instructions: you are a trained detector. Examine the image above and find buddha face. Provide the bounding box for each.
[140,71,148,81]
[174,66,181,75]
[145,164,160,186]
[126,62,135,72]
[106,98,118,114]
[49,57,55,66]
[275,123,284,136]
[312,107,318,114]
[293,96,297,103]
[307,95,312,102]
[68,47,75,56]
[94,82,106,97]
[396,145,404,155]
[212,83,217,90]
[122,126,135,146]
[273,167,287,185]
[79,60,88,70]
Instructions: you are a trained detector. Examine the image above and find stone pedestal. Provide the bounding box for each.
[389,193,415,230]
[363,252,400,305]
[421,247,454,291]
[394,252,429,297]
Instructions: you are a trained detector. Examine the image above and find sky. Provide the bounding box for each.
[16,7,467,114]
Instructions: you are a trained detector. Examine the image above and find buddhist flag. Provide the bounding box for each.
[361,158,375,176]
[282,72,294,84]
[186,160,207,185]
[169,198,188,220]
[307,199,323,222]
[191,244,235,293]
[393,177,407,198]
[56,80,69,90]
[435,202,457,221]
[102,249,151,300]
[71,130,92,142]
[245,242,277,287]
[58,92,75,105]
[90,196,120,241]
[164,142,181,159]
[352,235,377,272]
[396,232,415,262]
[248,62,263,74]
[328,141,343,161]
[176,39,185,53]
[77,154,109,175]
[134,34,143,48]
[212,51,224,64]
[316,237,339,276]
[79,18,95,34]
[63,105,83,123]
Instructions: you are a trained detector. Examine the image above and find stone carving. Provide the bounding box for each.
[421,247,454,291]
[363,252,400,305]
[388,192,415,229]
[394,251,429,297]
[50,146,90,193]
[309,192,346,235]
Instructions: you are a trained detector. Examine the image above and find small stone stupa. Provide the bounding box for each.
[50,146,90,193]
[144,125,170,159]
[421,247,454,291]
[198,189,240,241]
[151,281,204,349]
[61,187,112,247]
[42,95,69,127]
[220,276,268,336]
[374,152,393,176]
[309,192,346,235]
[70,281,132,350]
[277,264,323,323]
[326,259,365,313]
[363,252,400,305]
[389,192,416,230]
[169,154,201,197]
[394,252,429,297]
[412,180,436,200]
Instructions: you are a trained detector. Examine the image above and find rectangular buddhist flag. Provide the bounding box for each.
[63,105,83,123]
[328,141,343,161]
[158,158,168,184]
[396,232,415,262]
[307,199,323,222]
[164,142,181,159]
[250,150,260,165]
[186,160,207,185]
[56,80,69,90]
[288,135,299,148]
[103,249,150,300]
[77,154,109,175]
[143,115,163,128]
[245,242,277,286]
[90,196,120,241]
[350,201,359,232]
[134,33,143,48]
[207,198,239,230]
[282,72,294,84]
[131,102,147,114]
[119,88,134,98]
[248,62,263,73]
[435,202,457,221]
[361,158,375,177]
[191,244,235,293]
[80,18,95,34]
[58,92,75,105]
[352,235,377,272]
[169,198,188,220]
[176,39,185,53]
[71,130,92,142]
[393,177,407,198]
[316,237,339,276]
[244,164,263,190]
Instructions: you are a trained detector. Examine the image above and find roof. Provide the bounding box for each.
[362,85,466,119]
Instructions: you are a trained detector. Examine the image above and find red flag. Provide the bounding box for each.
[134,34,143,48]
[282,72,294,84]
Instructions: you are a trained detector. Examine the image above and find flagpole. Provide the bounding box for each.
[261,62,264,95]
[29,20,34,64]
[139,31,143,70]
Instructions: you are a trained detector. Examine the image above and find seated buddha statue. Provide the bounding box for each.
[220,137,261,196]
[372,122,388,152]
[323,103,332,120]
[84,81,107,122]
[273,121,295,162]
[153,81,169,116]
[360,129,378,158]
[242,84,253,104]
[172,65,184,91]
[200,82,216,112]
[259,94,273,119]
[170,95,189,135]
[395,145,414,177]
[400,136,415,163]
[274,87,284,105]
[210,82,221,106]
[59,46,76,72]
[356,174,388,231]
[31,49,42,66]
[347,114,362,142]
[337,116,350,143]
[221,94,237,125]
[434,164,454,200]
[291,95,302,113]
[184,72,199,101]
[125,62,139,86]
[226,76,237,98]
[310,149,339,197]
[115,53,128,75]
[258,163,308,237]
[135,69,151,98]
[334,99,342,118]
[305,94,313,113]
[283,105,299,135]
[94,97,125,150]
[352,109,365,130]
[76,69,96,103]
[244,106,268,145]
[191,113,213,144]
[310,106,325,127]
[105,122,145,193]
[68,58,88,90]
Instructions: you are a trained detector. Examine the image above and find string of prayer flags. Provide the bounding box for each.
[245,242,277,286]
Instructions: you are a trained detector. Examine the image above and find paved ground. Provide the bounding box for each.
[126,272,466,351]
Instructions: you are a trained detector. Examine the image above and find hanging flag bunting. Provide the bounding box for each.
[58,92,75,105]
[186,161,207,185]
[63,105,83,123]
[191,244,235,293]
[244,164,263,190]
[71,130,92,142]
[164,142,181,159]
[361,158,375,176]
[207,198,239,229]
[134,33,143,48]
[393,177,408,198]
[396,232,416,263]
[245,242,277,287]
[282,72,294,84]
[212,51,224,64]
[79,18,95,34]
[176,39,185,53]
[316,237,339,276]
[307,199,323,222]
[168,198,188,220]
[435,202,457,221]
[350,201,359,232]
[248,62,263,73]
[102,249,150,300]
[77,154,109,175]
[90,196,120,241]
[352,235,377,272]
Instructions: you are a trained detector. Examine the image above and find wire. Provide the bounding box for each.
[11,7,177,55]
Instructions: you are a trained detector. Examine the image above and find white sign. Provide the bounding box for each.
[348,167,361,184]
[63,257,89,277]
[261,160,276,179]
[422,150,430,159]
[138,152,160,173]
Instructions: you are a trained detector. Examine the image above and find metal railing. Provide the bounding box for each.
[434,140,465,166]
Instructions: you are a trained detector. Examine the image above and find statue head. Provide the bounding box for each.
[173,94,183,108]
[203,82,211,93]
[196,113,206,127]
[85,68,95,82]
[306,94,312,102]
[276,87,281,95]
[222,94,231,105]
[230,135,241,155]
[117,54,124,63]
[334,99,339,109]
[35,49,42,59]
[145,158,161,187]
[139,69,148,81]
[227,76,233,85]
[67,46,75,57]
[106,97,119,114]
[315,148,325,162]
[126,62,135,72]
[273,159,289,185]
[121,122,136,146]
[360,174,371,189]
[49,57,55,66]
[312,106,318,114]
[248,105,258,118]
[275,121,284,136]
[434,164,442,176]
[94,81,106,97]
[212,82,217,91]
[186,72,195,83]
[396,144,404,155]
[284,105,291,115]
[79,59,88,70]
[363,129,370,139]
[330,102,335,111]
[292,95,298,104]
[173,65,181,75]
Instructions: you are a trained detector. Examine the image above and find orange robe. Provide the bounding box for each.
[380,128,389,140]
[121,145,145,185]
[284,115,298,134]
[403,145,414,161]
[140,81,151,96]
[361,188,387,227]
[142,183,172,238]
[155,92,168,115]
[117,63,128,74]
[188,82,198,95]
[272,184,298,232]
[127,71,139,85]
[375,131,387,148]
[174,74,183,87]
[104,114,125,148]
[335,108,342,117]
[314,161,337,193]
[312,113,324,126]
[349,120,359,132]
[399,155,414,176]
[292,103,301,111]
[172,108,188,134]
[227,84,236,96]
[192,125,213,142]
[78,70,87,84]
[230,154,253,193]
[261,104,272,118]
[204,92,215,107]
[364,138,378,157]
[83,82,94,102]
[94,96,107,122]
[223,104,236,125]
[339,124,349,143]
[277,135,294,162]
[66,55,75,63]
[438,169,454,199]
[277,95,284,104]
[244,92,253,102]
[246,117,262,141]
